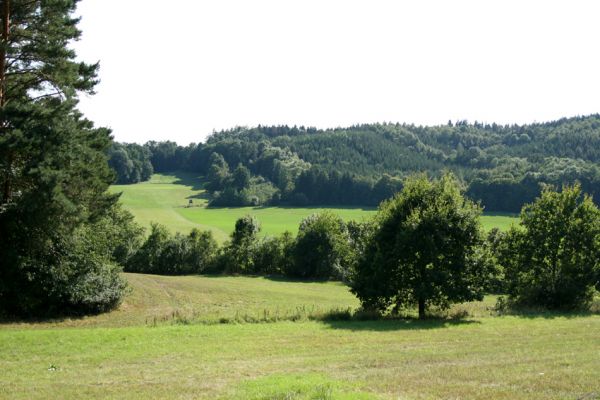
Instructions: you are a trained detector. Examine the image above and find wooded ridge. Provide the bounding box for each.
[111,115,600,211]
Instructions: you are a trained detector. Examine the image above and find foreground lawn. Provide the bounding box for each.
[109,173,518,241]
[1,317,599,399]
[1,274,599,399]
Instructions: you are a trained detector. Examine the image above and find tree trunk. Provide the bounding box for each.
[0,0,9,109]
[418,297,426,319]
[0,0,10,205]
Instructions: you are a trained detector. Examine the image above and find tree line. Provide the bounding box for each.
[110,116,600,211]
[124,174,600,318]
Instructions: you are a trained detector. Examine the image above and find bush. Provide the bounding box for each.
[126,224,218,275]
[502,184,600,310]
[482,228,507,293]
[0,206,133,317]
[289,212,353,279]
[216,216,261,274]
[209,187,251,207]
[252,232,295,275]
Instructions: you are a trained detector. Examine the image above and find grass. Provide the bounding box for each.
[109,172,518,241]
[480,211,519,231]
[0,273,360,329]
[1,274,599,399]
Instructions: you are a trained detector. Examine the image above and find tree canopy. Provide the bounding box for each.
[0,0,130,316]
[351,173,489,319]
[501,184,600,310]
[110,115,600,211]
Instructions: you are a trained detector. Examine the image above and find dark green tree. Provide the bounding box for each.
[126,225,217,275]
[108,142,153,184]
[0,0,127,316]
[217,215,261,273]
[290,212,353,279]
[252,232,295,275]
[502,184,600,310]
[351,173,488,319]
[108,146,134,183]
[232,163,251,190]
[206,152,230,191]
[126,223,170,274]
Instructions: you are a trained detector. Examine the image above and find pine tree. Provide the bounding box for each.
[0,0,128,316]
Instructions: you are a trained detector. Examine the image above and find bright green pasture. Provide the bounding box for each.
[481,212,519,231]
[110,173,518,241]
[179,205,375,239]
[1,274,599,399]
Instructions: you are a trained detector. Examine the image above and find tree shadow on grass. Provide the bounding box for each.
[166,170,206,191]
[185,191,211,201]
[497,309,600,320]
[322,317,480,332]
[0,309,102,326]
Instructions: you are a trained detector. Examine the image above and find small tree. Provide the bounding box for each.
[186,229,219,273]
[351,173,488,319]
[232,163,251,190]
[126,223,170,274]
[219,215,261,273]
[290,212,353,279]
[502,184,600,310]
[206,152,230,191]
[253,232,295,275]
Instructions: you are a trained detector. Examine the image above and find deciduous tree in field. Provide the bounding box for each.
[502,184,600,310]
[351,173,489,319]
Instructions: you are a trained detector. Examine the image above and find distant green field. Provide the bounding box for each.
[110,173,518,241]
[1,273,599,399]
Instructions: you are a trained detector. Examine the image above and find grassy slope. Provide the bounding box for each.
[1,273,599,399]
[1,273,358,329]
[110,173,518,241]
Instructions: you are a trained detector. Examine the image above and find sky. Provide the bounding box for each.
[73,0,600,145]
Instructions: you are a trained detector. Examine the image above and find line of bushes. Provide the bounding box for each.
[123,175,600,316]
[124,212,357,281]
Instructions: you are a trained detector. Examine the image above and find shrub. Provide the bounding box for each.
[209,187,250,207]
[482,228,508,293]
[217,216,261,274]
[289,212,353,279]
[126,224,218,275]
[0,207,132,316]
[502,184,600,310]
[252,232,295,275]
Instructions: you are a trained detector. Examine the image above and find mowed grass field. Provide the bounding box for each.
[1,273,599,399]
[109,173,518,241]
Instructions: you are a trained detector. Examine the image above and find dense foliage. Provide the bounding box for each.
[351,174,489,319]
[500,185,600,310]
[0,0,131,316]
[126,224,218,275]
[289,212,354,280]
[111,180,600,315]
[108,142,153,184]
[110,116,600,211]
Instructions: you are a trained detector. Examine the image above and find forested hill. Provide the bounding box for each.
[109,114,600,212]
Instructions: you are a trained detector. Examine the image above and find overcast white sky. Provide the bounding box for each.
[73,0,600,145]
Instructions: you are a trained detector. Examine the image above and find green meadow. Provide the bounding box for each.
[109,173,518,241]
[1,273,599,399]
